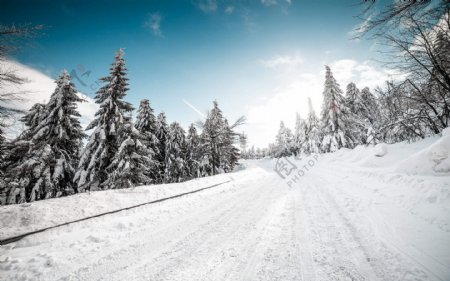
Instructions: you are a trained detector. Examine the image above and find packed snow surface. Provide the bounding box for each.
[0,134,449,281]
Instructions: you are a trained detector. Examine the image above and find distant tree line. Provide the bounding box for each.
[242,1,449,159]
[0,49,242,204]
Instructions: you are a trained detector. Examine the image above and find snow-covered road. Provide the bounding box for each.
[1,154,449,281]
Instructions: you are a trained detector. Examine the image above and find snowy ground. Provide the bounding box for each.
[0,134,449,281]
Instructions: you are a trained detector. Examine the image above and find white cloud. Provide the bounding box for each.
[145,13,163,37]
[261,0,278,6]
[198,0,217,13]
[225,6,234,14]
[260,54,304,70]
[245,59,395,148]
[0,60,98,139]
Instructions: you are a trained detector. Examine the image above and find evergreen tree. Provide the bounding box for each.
[239,131,248,158]
[274,121,295,157]
[345,82,360,115]
[320,66,356,152]
[135,99,160,180]
[248,145,256,159]
[155,112,169,182]
[201,101,240,175]
[220,120,240,172]
[303,97,321,154]
[186,124,205,178]
[346,83,377,144]
[75,49,133,191]
[202,101,226,175]
[104,122,156,188]
[164,122,187,183]
[294,112,307,155]
[360,87,381,144]
[0,103,46,176]
[1,71,84,203]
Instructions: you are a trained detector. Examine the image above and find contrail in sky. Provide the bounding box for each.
[182,99,206,118]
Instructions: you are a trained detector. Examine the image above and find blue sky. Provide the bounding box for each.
[1,0,394,147]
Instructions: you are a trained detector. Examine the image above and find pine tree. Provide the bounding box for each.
[201,101,239,175]
[303,97,321,154]
[294,112,307,156]
[275,121,295,158]
[0,103,46,177]
[135,99,160,180]
[186,124,205,178]
[360,87,381,144]
[220,120,240,172]
[239,132,248,159]
[202,101,225,175]
[321,66,356,152]
[155,112,169,183]
[1,71,84,203]
[164,122,187,183]
[345,82,360,115]
[104,122,157,188]
[75,49,133,191]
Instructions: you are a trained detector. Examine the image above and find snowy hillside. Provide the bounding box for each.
[0,133,449,281]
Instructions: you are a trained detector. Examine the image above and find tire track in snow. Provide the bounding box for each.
[310,164,442,281]
[58,174,280,281]
[293,186,318,281]
[300,177,372,281]
[47,178,263,281]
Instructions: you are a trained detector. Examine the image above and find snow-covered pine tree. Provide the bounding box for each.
[0,103,46,178]
[1,71,85,203]
[219,119,240,173]
[345,82,367,144]
[239,131,248,159]
[164,122,187,183]
[186,124,205,179]
[155,112,169,182]
[345,82,360,115]
[274,121,295,158]
[75,49,133,191]
[103,122,157,189]
[303,97,322,154]
[248,145,256,159]
[360,87,381,144]
[202,101,226,175]
[320,66,356,152]
[200,101,240,175]
[294,112,307,156]
[135,99,160,180]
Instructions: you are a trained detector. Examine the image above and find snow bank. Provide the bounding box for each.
[396,130,450,175]
[0,173,236,240]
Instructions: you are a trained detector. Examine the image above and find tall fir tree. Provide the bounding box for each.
[239,131,248,159]
[303,97,321,154]
[360,87,381,144]
[1,71,84,204]
[220,120,240,173]
[320,66,356,152]
[186,124,205,178]
[104,122,157,188]
[294,112,307,155]
[75,49,133,191]
[275,121,295,157]
[164,122,187,183]
[155,112,169,183]
[345,82,360,115]
[202,101,226,175]
[135,99,160,180]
